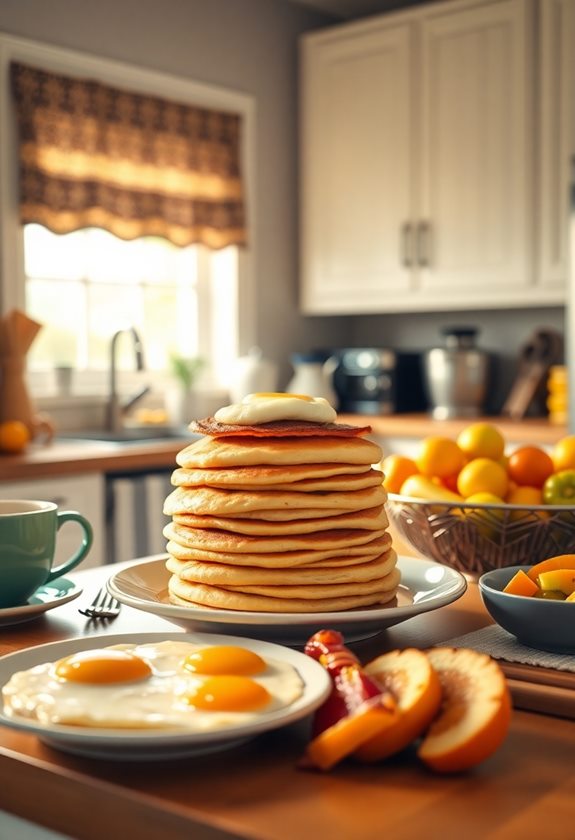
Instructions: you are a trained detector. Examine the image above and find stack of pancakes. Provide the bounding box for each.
[162,419,400,613]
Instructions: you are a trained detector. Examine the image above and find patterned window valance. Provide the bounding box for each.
[10,62,247,249]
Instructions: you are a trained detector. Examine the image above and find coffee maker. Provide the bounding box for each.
[330,348,427,415]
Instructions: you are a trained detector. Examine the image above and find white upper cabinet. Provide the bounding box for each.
[538,0,575,291]
[300,0,565,314]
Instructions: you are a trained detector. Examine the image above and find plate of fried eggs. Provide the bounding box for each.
[0,632,331,760]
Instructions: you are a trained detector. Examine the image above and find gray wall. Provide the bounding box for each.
[0,0,564,411]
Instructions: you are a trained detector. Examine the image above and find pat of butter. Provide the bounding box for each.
[214,392,337,425]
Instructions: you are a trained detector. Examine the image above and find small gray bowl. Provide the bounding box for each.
[479,565,575,654]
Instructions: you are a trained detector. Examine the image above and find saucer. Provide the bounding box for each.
[0,578,82,627]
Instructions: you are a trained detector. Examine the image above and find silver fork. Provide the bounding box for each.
[78,588,122,619]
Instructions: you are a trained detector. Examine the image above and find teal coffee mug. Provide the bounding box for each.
[0,500,93,608]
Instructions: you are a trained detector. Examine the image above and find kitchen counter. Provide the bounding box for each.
[0,416,567,482]
[338,413,568,446]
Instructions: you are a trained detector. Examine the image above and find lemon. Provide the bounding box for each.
[456,422,505,461]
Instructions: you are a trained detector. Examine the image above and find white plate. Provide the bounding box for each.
[0,578,82,628]
[107,556,467,644]
[0,631,331,760]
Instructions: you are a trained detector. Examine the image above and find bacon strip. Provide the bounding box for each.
[188,418,372,438]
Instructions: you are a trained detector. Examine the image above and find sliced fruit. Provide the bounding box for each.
[526,554,575,582]
[303,696,398,771]
[537,569,575,596]
[566,591,575,602]
[503,569,540,597]
[355,648,442,763]
[417,647,512,774]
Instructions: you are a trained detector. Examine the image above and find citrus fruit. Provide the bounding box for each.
[464,492,505,539]
[417,647,512,773]
[551,435,575,472]
[507,445,554,488]
[506,485,547,520]
[381,454,418,494]
[416,436,465,480]
[456,422,505,461]
[456,457,509,499]
[526,553,575,581]
[355,648,442,763]
[0,420,30,453]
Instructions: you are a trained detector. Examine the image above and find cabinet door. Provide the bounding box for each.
[418,0,534,303]
[301,22,414,314]
[538,0,575,293]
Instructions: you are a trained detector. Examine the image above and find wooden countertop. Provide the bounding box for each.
[0,437,192,480]
[0,560,574,839]
[0,415,567,482]
[337,413,568,446]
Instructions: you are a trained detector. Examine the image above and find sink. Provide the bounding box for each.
[58,427,198,444]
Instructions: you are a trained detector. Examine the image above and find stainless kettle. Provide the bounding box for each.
[423,327,490,420]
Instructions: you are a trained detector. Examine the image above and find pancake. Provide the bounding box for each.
[176,434,383,469]
[165,531,392,568]
[171,462,371,487]
[165,548,396,585]
[163,484,387,516]
[170,506,388,536]
[168,567,401,613]
[171,467,383,493]
[163,521,388,554]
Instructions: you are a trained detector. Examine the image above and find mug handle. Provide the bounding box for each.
[46,511,94,581]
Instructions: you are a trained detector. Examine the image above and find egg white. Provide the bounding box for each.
[214,393,337,425]
[1,640,304,731]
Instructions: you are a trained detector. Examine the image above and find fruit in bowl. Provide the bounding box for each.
[479,559,575,653]
[383,424,575,575]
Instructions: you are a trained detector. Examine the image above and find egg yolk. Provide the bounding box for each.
[183,646,266,676]
[185,675,271,712]
[55,650,152,684]
[249,392,313,401]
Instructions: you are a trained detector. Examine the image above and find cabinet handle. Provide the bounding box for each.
[400,222,414,267]
[416,221,431,267]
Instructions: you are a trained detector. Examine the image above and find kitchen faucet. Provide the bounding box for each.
[107,327,150,432]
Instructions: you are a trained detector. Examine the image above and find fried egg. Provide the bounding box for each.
[214,392,337,425]
[1,640,304,731]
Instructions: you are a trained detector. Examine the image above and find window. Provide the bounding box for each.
[23,224,239,388]
[0,33,255,396]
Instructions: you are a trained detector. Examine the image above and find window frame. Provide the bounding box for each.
[0,31,257,373]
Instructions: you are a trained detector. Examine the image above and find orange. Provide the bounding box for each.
[507,446,554,488]
[355,648,442,763]
[526,554,575,582]
[551,435,575,472]
[505,485,547,521]
[417,647,512,773]
[0,420,30,453]
[456,457,509,499]
[456,422,505,461]
[416,436,465,480]
[381,454,418,494]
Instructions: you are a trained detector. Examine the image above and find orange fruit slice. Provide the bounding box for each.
[503,569,540,597]
[354,648,442,763]
[526,554,575,582]
[417,647,511,773]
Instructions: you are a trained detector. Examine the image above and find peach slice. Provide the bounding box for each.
[354,648,442,763]
[527,554,575,581]
[417,647,511,774]
[503,569,540,597]
[537,569,575,596]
